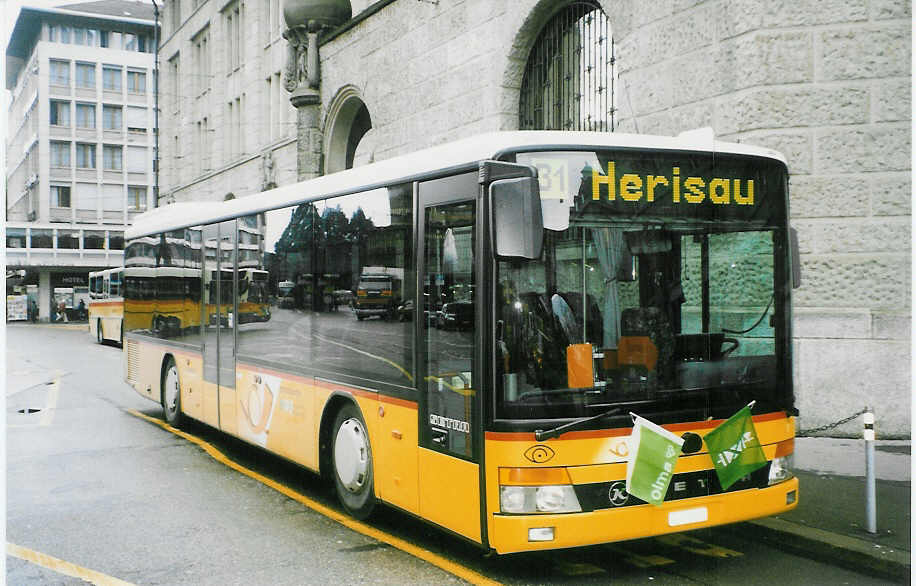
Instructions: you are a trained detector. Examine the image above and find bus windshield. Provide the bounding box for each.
[494,149,791,424]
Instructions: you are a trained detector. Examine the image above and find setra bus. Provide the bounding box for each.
[123,131,799,554]
[89,268,124,344]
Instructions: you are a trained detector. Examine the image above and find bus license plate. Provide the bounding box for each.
[668,507,708,527]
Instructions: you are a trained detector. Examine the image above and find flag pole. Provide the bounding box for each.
[747,400,756,411]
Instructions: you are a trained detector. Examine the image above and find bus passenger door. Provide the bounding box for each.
[202,221,238,432]
[417,173,482,544]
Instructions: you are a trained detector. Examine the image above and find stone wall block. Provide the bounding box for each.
[870,0,911,19]
[818,26,911,81]
[789,175,870,218]
[793,308,872,338]
[872,312,911,340]
[869,172,911,216]
[726,130,813,174]
[718,86,869,135]
[802,218,910,254]
[717,0,763,40]
[795,256,910,309]
[729,31,814,88]
[762,0,867,27]
[795,339,910,438]
[640,6,715,67]
[669,49,727,103]
[873,78,911,122]
[816,124,911,173]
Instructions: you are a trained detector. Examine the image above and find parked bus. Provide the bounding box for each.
[123,131,799,554]
[89,268,124,344]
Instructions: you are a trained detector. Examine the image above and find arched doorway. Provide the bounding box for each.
[324,87,373,173]
[519,2,616,132]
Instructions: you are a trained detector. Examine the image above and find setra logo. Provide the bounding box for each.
[524,444,556,463]
[608,481,630,507]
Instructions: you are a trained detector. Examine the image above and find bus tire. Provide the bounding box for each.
[97,319,104,344]
[119,324,123,347]
[161,357,184,427]
[331,403,375,519]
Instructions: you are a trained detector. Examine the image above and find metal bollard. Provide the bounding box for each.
[864,408,876,534]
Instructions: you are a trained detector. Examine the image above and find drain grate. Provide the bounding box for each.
[17,408,42,414]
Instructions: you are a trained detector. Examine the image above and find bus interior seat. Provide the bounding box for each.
[620,306,675,386]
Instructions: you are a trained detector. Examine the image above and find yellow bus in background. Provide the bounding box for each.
[89,268,124,345]
[123,132,799,554]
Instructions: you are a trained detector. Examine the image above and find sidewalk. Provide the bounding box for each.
[743,437,911,581]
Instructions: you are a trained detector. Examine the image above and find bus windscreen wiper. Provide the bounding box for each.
[534,407,621,442]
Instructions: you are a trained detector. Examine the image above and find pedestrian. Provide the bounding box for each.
[59,301,67,322]
[77,299,87,320]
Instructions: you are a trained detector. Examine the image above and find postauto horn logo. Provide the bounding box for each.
[524,444,556,463]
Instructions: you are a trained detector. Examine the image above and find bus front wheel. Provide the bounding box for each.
[331,404,375,519]
[161,357,183,427]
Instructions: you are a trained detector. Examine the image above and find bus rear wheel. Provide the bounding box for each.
[331,403,375,519]
[161,357,183,427]
[97,319,103,344]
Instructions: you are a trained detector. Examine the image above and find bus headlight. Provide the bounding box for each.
[768,455,794,485]
[499,485,581,514]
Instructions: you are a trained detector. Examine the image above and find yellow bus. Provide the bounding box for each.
[123,131,800,554]
[89,268,124,344]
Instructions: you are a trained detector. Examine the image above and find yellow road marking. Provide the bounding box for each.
[313,333,414,383]
[606,544,675,568]
[654,534,743,558]
[127,409,501,586]
[7,542,135,586]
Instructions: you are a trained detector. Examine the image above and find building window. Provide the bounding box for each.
[75,62,95,88]
[6,228,27,248]
[50,100,70,126]
[51,185,72,207]
[192,27,210,97]
[103,145,123,170]
[109,233,125,250]
[170,0,182,36]
[103,105,122,130]
[103,66,122,91]
[102,184,123,211]
[85,231,106,249]
[49,59,70,86]
[30,229,53,249]
[50,141,71,167]
[224,2,242,71]
[76,103,96,129]
[168,54,181,114]
[127,146,147,173]
[58,229,81,249]
[76,143,97,169]
[101,31,123,49]
[519,2,616,132]
[128,186,148,211]
[127,106,147,132]
[127,70,146,93]
[76,183,99,210]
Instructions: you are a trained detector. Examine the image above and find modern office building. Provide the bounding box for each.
[5,0,157,321]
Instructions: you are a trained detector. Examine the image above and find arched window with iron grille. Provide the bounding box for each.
[519,2,616,132]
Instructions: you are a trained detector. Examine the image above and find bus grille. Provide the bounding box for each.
[126,340,139,385]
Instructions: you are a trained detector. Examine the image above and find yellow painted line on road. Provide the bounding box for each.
[313,333,414,383]
[654,533,743,558]
[7,542,135,586]
[127,409,501,586]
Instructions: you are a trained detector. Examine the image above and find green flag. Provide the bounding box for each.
[625,414,685,506]
[705,405,767,490]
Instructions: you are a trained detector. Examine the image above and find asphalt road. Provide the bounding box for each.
[5,323,894,585]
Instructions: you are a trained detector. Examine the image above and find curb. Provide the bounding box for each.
[742,517,910,582]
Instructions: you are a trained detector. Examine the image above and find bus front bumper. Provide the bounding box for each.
[489,476,798,554]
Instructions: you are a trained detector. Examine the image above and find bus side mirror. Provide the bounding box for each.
[490,177,543,260]
[790,227,802,289]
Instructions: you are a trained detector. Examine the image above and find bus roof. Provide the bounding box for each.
[127,130,787,239]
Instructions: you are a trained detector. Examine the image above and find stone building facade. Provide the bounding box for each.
[158,0,910,437]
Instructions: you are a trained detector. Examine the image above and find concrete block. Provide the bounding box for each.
[818,25,911,81]
[762,0,867,27]
[719,86,869,135]
[789,174,870,218]
[801,218,910,254]
[794,338,910,437]
[793,308,872,338]
[795,255,910,310]
[871,312,911,340]
[816,124,911,173]
[873,78,911,122]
